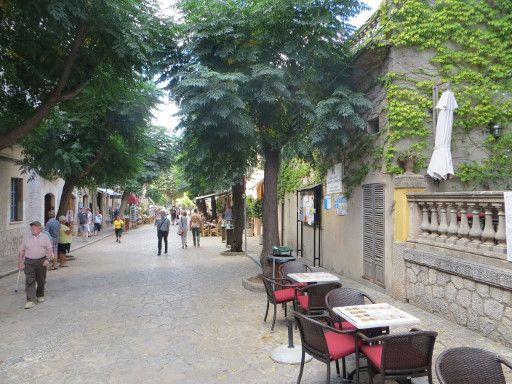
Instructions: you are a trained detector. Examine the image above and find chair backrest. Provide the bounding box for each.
[307,282,342,311]
[381,330,437,374]
[282,260,311,276]
[436,347,508,384]
[325,287,372,322]
[259,274,276,302]
[294,312,329,360]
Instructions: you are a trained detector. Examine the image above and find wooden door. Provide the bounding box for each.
[363,183,385,287]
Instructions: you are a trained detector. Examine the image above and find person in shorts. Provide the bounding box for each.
[78,207,89,242]
[93,209,103,236]
[58,216,71,267]
[113,215,124,243]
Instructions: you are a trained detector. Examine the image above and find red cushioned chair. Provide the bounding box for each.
[260,274,297,331]
[296,282,341,315]
[325,287,376,332]
[358,329,438,384]
[294,312,357,384]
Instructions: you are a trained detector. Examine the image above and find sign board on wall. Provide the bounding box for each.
[504,192,512,262]
[324,195,332,210]
[326,163,343,195]
[334,195,348,216]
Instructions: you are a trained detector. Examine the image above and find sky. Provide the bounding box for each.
[151,0,383,131]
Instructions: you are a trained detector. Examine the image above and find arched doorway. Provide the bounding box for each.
[44,193,55,224]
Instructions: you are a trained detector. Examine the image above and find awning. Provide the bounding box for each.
[97,188,121,198]
[194,191,230,201]
[297,184,322,192]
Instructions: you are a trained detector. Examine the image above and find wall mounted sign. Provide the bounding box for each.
[326,163,343,195]
[324,195,332,210]
[334,195,348,216]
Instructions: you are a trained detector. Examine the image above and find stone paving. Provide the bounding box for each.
[0,224,510,383]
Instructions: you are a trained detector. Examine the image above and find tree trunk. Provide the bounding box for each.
[260,147,281,275]
[57,180,76,218]
[211,196,217,219]
[119,191,130,217]
[231,181,244,252]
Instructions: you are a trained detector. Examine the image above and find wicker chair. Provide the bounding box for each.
[358,329,438,384]
[436,347,512,384]
[294,312,357,384]
[282,260,312,276]
[259,274,297,331]
[325,287,375,331]
[296,282,342,315]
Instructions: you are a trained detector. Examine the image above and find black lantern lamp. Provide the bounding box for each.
[489,122,503,139]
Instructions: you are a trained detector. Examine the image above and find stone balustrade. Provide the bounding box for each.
[407,192,507,260]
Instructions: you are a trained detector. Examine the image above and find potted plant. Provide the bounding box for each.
[397,149,421,174]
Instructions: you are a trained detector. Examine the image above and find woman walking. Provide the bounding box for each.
[93,209,102,236]
[178,210,189,249]
[113,215,124,243]
[189,209,203,247]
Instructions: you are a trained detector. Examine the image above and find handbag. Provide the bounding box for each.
[177,227,184,236]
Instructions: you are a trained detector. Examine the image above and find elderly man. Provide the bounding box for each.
[18,221,54,309]
[155,211,170,255]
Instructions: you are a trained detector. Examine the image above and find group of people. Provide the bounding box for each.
[18,211,74,309]
[77,207,104,242]
[154,208,204,255]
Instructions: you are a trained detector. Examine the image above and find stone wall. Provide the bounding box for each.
[0,226,26,276]
[403,246,512,347]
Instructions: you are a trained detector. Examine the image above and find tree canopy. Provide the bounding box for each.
[0,0,170,149]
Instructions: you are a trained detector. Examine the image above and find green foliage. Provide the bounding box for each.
[20,75,159,187]
[175,193,194,208]
[457,133,512,189]
[246,196,263,219]
[278,158,314,200]
[0,0,169,143]
[375,0,512,178]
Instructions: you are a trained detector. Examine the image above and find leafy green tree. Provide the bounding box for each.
[164,0,370,269]
[0,0,169,149]
[20,76,159,217]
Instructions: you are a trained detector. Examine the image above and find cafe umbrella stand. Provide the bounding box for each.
[271,318,312,365]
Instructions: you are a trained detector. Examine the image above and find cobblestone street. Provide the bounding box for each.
[0,224,511,384]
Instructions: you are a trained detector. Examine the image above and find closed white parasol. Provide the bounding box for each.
[427,89,458,180]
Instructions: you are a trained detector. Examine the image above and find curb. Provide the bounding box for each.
[220,251,246,257]
[242,276,265,293]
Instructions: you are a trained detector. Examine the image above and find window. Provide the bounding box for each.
[10,178,23,222]
[367,117,380,134]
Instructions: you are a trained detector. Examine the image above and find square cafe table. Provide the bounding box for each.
[287,272,340,284]
[333,303,420,330]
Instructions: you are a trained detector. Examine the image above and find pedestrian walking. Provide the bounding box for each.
[58,216,71,267]
[86,208,93,237]
[18,221,54,309]
[45,210,60,270]
[113,215,124,243]
[78,207,89,242]
[93,209,102,236]
[178,210,189,249]
[190,209,203,247]
[155,211,170,255]
[170,208,177,225]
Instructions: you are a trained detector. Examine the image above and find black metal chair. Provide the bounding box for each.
[296,282,342,315]
[259,274,296,331]
[436,347,512,384]
[359,329,438,384]
[294,312,357,384]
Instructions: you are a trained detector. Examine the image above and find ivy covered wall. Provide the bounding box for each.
[367,0,512,188]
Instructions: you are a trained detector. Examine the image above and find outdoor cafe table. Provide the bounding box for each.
[287,272,340,284]
[333,303,420,330]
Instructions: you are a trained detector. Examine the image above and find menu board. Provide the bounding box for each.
[299,191,316,226]
[334,303,420,329]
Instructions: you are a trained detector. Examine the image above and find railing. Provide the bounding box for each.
[407,192,507,260]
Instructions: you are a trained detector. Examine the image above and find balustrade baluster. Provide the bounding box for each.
[494,203,507,254]
[457,203,470,246]
[468,203,483,249]
[447,203,459,244]
[437,203,448,242]
[428,202,439,240]
[481,204,496,251]
[419,202,430,238]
